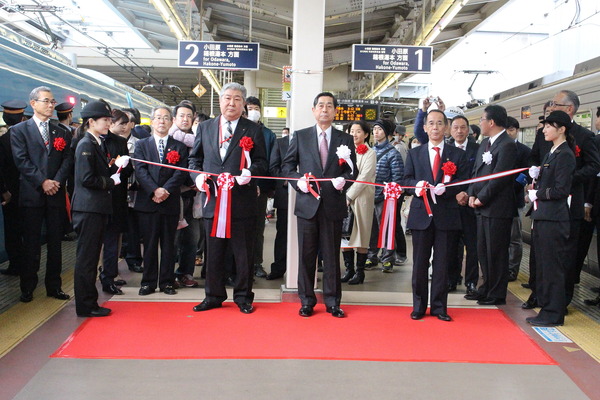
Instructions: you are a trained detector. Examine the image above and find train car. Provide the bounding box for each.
[0,27,166,262]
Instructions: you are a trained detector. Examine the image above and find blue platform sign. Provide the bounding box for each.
[178,41,260,70]
[352,44,432,73]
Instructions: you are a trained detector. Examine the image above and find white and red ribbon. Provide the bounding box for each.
[211,173,235,238]
[377,182,402,250]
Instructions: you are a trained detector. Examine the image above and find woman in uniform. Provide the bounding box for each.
[71,101,124,317]
[341,120,376,284]
[527,110,576,327]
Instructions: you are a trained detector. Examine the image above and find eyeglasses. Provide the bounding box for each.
[479,117,489,122]
[35,99,57,106]
[153,116,172,121]
[549,101,571,108]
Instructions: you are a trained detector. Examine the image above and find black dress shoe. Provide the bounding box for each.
[160,285,177,295]
[102,283,123,295]
[0,268,19,276]
[138,285,156,296]
[326,306,345,318]
[128,263,144,273]
[477,297,506,306]
[299,305,314,317]
[193,300,222,312]
[464,291,484,301]
[521,282,531,289]
[20,292,33,303]
[78,306,111,317]
[254,265,267,278]
[526,316,563,327]
[266,273,284,280]
[433,313,452,322]
[508,271,518,282]
[238,303,254,314]
[584,296,600,306]
[410,311,424,320]
[114,279,127,286]
[522,298,539,309]
[47,290,70,300]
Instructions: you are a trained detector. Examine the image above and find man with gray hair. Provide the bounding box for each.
[189,82,268,314]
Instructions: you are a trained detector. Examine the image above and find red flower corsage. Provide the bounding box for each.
[441,161,457,183]
[356,144,368,155]
[240,136,254,151]
[338,158,346,166]
[53,137,66,151]
[575,145,581,157]
[165,150,180,164]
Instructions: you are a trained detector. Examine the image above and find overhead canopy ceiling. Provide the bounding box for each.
[0,0,509,112]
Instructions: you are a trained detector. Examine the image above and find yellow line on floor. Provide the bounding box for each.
[0,270,74,359]
[510,275,600,363]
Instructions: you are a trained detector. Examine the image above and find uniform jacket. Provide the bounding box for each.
[0,129,19,196]
[270,136,290,209]
[531,141,575,221]
[71,132,116,214]
[403,143,468,231]
[133,135,189,215]
[10,118,72,208]
[282,125,357,221]
[103,131,134,230]
[188,116,267,219]
[468,131,517,219]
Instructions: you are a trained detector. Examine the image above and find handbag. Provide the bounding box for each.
[341,206,354,237]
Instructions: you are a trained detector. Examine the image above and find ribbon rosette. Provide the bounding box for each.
[239,136,254,170]
[165,150,180,165]
[575,145,581,157]
[53,137,66,151]
[356,144,368,155]
[336,144,354,174]
[441,160,457,183]
[211,173,236,239]
[482,151,493,165]
[377,182,402,250]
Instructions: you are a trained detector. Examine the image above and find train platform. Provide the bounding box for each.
[1,219,600,399]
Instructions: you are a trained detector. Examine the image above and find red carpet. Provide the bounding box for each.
[52,302,555,364]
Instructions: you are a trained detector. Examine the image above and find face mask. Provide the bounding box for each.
[247,109,261,122]
[412,142,421,148]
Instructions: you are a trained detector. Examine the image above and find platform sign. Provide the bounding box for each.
[352,44,432,73]
[178,41,259,70]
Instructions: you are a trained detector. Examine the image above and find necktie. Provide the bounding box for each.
[432,146,441,180]
[319,132,328,168]
[158,138,164,162]
[485,139,491,151]
[223,121,232,149]
[40,121,49,150]
[458,144,465,151]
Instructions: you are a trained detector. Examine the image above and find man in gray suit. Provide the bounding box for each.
[282,92,357,318]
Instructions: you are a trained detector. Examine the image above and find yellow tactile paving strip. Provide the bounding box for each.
[510,275,600,363]
[0,270,74,358]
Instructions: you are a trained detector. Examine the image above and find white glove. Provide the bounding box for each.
[195,173,209,192]
[529,166,540,180]
[235,168,251,185]
[115,155,130,168]
[528,189,538,203]
[415,181,427,197]
[331,177,345,191]
[432,183,446,196]
[297,176,309,193]
[110,173,121,185]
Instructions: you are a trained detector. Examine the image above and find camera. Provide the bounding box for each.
[428,96,439,103]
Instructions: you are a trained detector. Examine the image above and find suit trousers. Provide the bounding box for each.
[124,207,143,266]
[20,205,64,294]
[394,194,407,258]
[99,219,121,284]
[449,206,478,286]
[508,209,524,274]
[73,212,107,315]
[270,207,288,277]
[574,217,594,283]
[253,191,269,266]
[138,212,178,289]
[175,196,201,276]
[411,223,452,315]
[533,219,568,324]
[204,217,255,305]
[565,218,582,305]
[1,199,24,272]
[476,214,512,301]
[296,205,343,308]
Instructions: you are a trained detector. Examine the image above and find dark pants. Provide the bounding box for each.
[449,206,478,286]
[73,212,107,315]
[394,195,407,258]
[138,212,179,289]
[175,196,201,276]
[20,205,64,294]
[253,191,269,266]
[124,207,143,266]
[297,205,343,308]
[574,217,595,282]
[565,218,582,305]
[203,217,255,305]
[476,215,512,301]
[270,207,288,277]
[1,198,24,272]
[100,219,121,284]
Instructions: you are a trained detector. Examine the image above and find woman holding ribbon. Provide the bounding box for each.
[342,121,376,284]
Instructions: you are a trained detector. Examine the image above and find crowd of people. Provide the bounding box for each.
[1,84,600,326]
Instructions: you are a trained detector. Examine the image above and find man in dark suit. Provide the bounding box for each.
[506,117,531,282]
[134,106,189,296]
[10,86,73,303]
[0,100,26,277]
[282,92,357,318]
[448,115,479,296]
[189,82,268,314]
[403,110,468,321]
[467,104,517,306]
[267,132,291,280]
